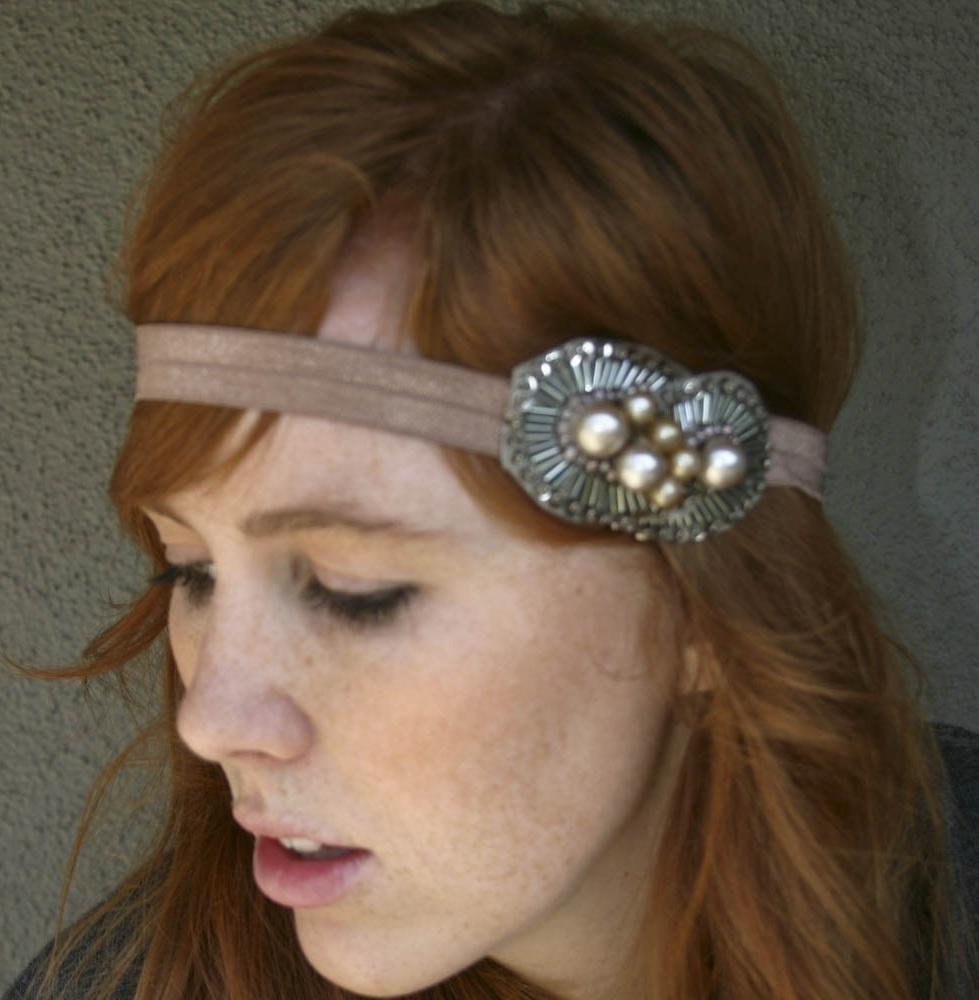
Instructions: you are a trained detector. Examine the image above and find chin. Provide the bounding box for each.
[293,909,479,997]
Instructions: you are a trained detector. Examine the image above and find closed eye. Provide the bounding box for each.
[148,560,417,629]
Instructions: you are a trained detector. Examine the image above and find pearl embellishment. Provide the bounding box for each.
[671,447,703,482]
[568,394,748,510]
[651,476,685,508]
[571,403,631,458]
[621,392,658,427]
[649,419,684,454]
[615,442,668,492]
[700,436,748,490]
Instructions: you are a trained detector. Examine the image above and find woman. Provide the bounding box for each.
[4,1,977,998]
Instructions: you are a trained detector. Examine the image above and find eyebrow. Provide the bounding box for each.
[141,501,449,545]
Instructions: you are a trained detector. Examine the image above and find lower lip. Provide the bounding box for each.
[253,836,373,908]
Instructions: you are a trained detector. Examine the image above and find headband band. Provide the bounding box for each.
[134,323,828,544]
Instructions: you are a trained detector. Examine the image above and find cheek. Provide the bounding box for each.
[343,604,668,878]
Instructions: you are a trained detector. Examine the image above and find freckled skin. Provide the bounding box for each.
[152,231,695,1000]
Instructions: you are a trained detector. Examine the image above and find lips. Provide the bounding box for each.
[232,807,362,851]
[253,836,373,908]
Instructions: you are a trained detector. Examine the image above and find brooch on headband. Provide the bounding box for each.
[502,337,771,543]
[134,324,827,544]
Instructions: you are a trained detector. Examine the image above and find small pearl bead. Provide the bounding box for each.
[700,436,748,490]
[650,476,685,508]
[614,442,668,492]
[571,402,630,458]
[622,392,658,427]
[650,418,684,454]
[671,448,703,482]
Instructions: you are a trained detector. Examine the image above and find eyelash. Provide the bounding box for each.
[148,561,415,629]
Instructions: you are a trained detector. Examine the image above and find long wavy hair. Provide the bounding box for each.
[9,1,977,997]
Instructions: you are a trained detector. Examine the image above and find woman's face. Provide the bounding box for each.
[143,238,694,1000]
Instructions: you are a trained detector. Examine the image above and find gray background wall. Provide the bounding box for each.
[1,0,976,990]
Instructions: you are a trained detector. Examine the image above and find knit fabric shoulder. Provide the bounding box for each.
[928,721,979,997]
[1,899,142,1000]
[932,721,979,899]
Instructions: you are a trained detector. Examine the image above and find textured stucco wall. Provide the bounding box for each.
[1,0,976,990]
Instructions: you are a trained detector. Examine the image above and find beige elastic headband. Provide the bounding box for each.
[135,323,828,544]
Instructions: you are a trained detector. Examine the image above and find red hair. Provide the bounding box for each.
[9,1,977,997]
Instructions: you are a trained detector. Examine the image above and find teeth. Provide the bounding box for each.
[279,836,325,853]
[277,836,354,860]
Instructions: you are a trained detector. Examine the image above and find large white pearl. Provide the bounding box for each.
[614,442,668,492]
[649,418,684,454]
[622,392,658,427]
[671,447,703,482]
[700,436,748,490]
[571,402,630,458]
[650,476,685,508]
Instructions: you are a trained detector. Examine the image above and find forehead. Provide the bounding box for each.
[156,228,465,531]
[160,407,497,551]
[316,222,422,353]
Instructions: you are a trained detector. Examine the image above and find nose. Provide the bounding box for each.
[175,603,314,765]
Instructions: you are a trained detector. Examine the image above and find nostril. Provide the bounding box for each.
[175,678,315,764]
